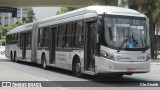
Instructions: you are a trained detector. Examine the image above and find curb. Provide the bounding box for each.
[151,63,160,65]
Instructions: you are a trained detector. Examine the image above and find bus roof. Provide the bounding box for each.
[38,5,145,24]
[7,5,146,35]
[86,5,144,16]
[7,23,33,35]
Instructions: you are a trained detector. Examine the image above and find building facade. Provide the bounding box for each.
[0,8,30,26]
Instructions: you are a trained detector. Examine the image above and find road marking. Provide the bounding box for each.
[43,79,49,81]
[151,63,160,65]
[148,74,160,77]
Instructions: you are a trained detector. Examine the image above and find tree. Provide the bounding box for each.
[0,24,5,38]
[5,22,23,31]
[22,8,35,23]
[121,0,160,59]
[0,8,35,45]
[57,7,76,15]
[85,0,118,6]
[0,24,7,45]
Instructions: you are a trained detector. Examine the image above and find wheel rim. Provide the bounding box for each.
[15,54,17,62]
[43,58,46,68]
[11,53,13,61]
[76,63,81,73]
[14,55,17,62]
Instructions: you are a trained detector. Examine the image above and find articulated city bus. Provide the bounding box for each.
[5,6,151,77]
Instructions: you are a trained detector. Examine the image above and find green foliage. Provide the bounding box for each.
[121,0,160,23]
[0,25,5,37]
[0,38,6,46]
[0,8,35,45]
[0,22,24,45]
[22,9,35,23]
[57,7,77,15]
[121,0,160,59]
[0,25,6,45]
[85,0,118,6]
[5,22,23,31]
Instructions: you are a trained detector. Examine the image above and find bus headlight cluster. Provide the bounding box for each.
[100,50,115,60]
[146,54,150,61]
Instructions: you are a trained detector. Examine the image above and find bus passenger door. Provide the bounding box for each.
[22,33,27,59]
[49,27,57,64]
[84,21,97,71]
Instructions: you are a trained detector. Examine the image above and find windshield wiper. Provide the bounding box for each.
[132,34,145,53]
[117,39,128,52]
[132,34,138,47]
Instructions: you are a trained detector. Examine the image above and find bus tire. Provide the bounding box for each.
[73,58,83,78]
[114,74,123,78]
[14,52,18,63]
[10,52,14,62]
[42,55,48,70]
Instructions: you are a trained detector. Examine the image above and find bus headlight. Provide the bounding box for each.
[146,54,150,61]
[100,50,115,60]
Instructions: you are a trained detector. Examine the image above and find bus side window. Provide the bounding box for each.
[14,34,16,42]
[28,31,32,47]
[74,21,83,48]
[66,23,73,48]
[26,32,28,47]
[10,35,12,43]
[39,28,44,47]
[109,27,113,41]
[20,33,22,47]
[12,34,14,43]
[57,24,66,48]
[17,33,20,46]
[7,35,9,43]
[6,35,8,44]
[38,28,40,47]
[16,33,18,41]
[26,31,32,48]
[9,35,11,43]
[44,28,49,48]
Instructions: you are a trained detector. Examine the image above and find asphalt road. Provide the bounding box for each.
[0,55,160,90]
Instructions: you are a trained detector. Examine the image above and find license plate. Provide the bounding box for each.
[127,68,135,72]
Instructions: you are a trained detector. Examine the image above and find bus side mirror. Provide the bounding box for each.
[96,34,100,56]
[97,34,99,43]
[147,18,149,23]
[96,21,102,56]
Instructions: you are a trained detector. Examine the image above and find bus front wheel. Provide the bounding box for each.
[14,52,18,62]
[73,58,83,78]
[113,74,124,78]
[10,52,13,62]
[42,55,48,70]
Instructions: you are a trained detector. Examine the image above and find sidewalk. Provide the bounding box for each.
[0,54,7,59]
[151,59,160,65]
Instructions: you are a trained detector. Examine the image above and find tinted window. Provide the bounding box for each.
[57,24,66,48]
[73,22,84,48]
[26,31,32,47]
[38,28,49,47]
[66,23,73,48]
[44,28,49,47]
[58,24,66,36]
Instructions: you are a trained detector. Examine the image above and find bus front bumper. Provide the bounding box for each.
[95,57,151,74]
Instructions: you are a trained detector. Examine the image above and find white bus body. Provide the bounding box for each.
[5,6,151,77]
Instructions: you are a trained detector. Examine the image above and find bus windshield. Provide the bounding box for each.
[104,16,150,50]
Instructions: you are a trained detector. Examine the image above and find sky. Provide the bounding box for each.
[32,7,60,21]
